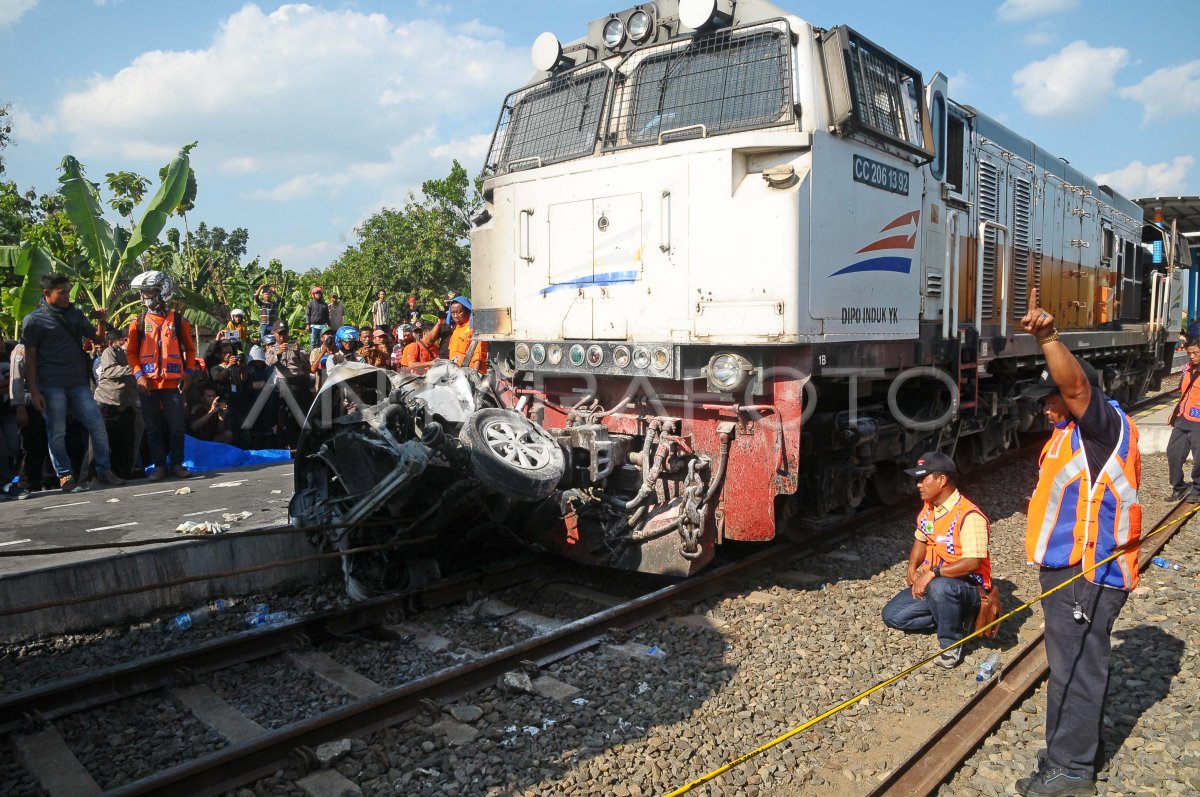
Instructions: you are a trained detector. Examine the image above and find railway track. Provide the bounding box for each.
[1,380,1186,796]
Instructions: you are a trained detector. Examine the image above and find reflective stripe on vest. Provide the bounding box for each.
[1175,363,1200,421]
[1025,399,1141,589]
[136,312,185,387]
[918,494,992,592]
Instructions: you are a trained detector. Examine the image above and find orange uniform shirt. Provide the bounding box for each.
[449,322,487,374]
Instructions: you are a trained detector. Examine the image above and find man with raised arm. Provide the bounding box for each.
[1015,288,1140,797]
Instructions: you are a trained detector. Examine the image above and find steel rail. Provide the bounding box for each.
[102,542,802,797]
[0,557,543,736]
[868,499,1193,797]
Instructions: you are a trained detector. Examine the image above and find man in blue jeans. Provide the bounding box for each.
[881,452,992,668]
[20,273,125,493]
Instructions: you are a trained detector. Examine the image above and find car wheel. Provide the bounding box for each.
[459,408,565,500]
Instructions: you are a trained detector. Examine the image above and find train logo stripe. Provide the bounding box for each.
[830,211,920,277]
[539,269,641,295]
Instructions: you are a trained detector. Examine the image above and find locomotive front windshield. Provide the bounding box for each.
[485,19,795,176]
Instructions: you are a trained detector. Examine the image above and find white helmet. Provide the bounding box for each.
[131,270,174,310]
[231,308,246,317]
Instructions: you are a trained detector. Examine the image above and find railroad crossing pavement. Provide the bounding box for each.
[0,462,327,642]
[1131,388,1177,454]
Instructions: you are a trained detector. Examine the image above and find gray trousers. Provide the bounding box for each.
[1166,424,1200,495]
[1039,564,1128,779]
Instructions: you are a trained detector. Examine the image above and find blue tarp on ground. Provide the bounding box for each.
[181,435,292,473]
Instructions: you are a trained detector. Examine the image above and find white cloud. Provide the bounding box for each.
[9,106,57,141]
[1094,156,1195,198]
[1119,60,1200,123]
[0,0,37,28]
[428,133,492,164]
[52,4,527,185]
[1023,24,1055,47]
[997,0,1079,22]
[1012,41,1128,118]
[267,240,337,264]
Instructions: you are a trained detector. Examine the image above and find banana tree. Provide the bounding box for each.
[56,142,197,321]
[0,242,68,336]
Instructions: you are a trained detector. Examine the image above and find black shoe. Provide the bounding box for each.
[1,485,30,500]
[1188,493,1200,504]
[1171,488,1188,501]
[1016,761,1096,796]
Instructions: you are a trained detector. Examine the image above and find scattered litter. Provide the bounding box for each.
[413,768,439,777]
[244,610,289,628]
[646,646,668,658]
[498,670,535,694]
[175,520,229,535]
[209,480,248,489]
[105,498,120,503]
[541,718,556,730]
[270,489,283,494]
[522,725,540,736]
[503,725,518,734]
[635,681,651,695]
[174,486,192,495]
[221,511,253,523]
[571,697,589,706]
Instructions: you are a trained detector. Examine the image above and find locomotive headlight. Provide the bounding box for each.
[602,17,625,49]
[705,352,753,392]
[627,9,653,42]
[633,347,651,369]
[587,344,605,367]
[652,346,671,371]
[531,343,546,365]
[547,344,563,365]
[569,344,585,366]
[515,343,530,363]
[612,345,631,368]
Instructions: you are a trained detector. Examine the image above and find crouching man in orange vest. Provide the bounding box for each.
[1016,289,1140,797]
[127,271,197,481]
[882,451,992,669]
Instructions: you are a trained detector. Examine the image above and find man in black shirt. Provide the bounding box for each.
[20,273,125,492]
[1016,289,1138,797]
[305,286,330,350]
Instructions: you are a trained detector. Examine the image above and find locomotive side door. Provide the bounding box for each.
[972,148,1009,332]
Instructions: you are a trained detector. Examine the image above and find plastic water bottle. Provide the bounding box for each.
[646,646,667,658]
[1152,557,1182,570]
[244,610,290,628]
[976,652,1001,682]
[164,599,228,633]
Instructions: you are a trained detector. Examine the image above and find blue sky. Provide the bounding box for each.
[1,0,1197,272]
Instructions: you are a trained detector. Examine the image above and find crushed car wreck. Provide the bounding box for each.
[290,361,565,599]
[292,359,729,598]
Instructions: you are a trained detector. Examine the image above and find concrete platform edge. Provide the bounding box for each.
[0,531,333,643]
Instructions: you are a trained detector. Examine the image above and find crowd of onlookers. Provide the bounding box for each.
[0,274,485,500]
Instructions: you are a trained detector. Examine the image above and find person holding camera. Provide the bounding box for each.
[189,387,233,444]
[264,320,312,446]
[94,328,142,480]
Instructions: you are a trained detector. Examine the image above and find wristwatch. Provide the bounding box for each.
[931,565,942,578]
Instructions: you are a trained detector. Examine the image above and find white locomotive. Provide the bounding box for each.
[468,0,1188,575]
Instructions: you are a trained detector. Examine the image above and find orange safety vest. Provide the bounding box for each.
[917,493,992,592]
[449,321,488,374]
[127,311,194,389]
[401,339,436,367]
[1173,363,1200,422]
[1026,399,1141,589]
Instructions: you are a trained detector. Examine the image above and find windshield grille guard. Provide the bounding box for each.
[603,18,796,152]
[484,61,613,176]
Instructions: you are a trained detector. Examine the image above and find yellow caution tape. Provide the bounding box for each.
[662,503,1199,796]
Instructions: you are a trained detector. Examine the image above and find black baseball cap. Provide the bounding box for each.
[1023,356,1101,399]
[904,451,957,478]
[272,319,289,333]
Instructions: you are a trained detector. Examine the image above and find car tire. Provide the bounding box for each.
[459,408,565,500]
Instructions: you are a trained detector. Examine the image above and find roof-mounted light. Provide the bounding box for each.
[602,17,626,49]
[531,31,575,73]
[679,0,734,31]
[627,9,653,43]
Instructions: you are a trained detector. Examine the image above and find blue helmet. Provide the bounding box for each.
[335,325,359,344]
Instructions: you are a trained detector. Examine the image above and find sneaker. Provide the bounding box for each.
[1171,487,1188,501]
[169,466,191,479]
[1,485,30,500]
[59,475,87,494]
[1016,762,1096,796]
[148,467,167,482]
[96,471,126,487]
[937,647,963,668]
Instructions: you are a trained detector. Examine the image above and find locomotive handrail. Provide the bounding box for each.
[519,208,535,263]
[942,211,961,340]
[976,220,1010,336]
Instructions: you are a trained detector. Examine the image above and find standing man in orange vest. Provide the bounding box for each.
[1016,289,1140,797]
[424,295,487,374]
[882,451,992,668]
[1167,338,1200,501]
[127,271,196,481]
